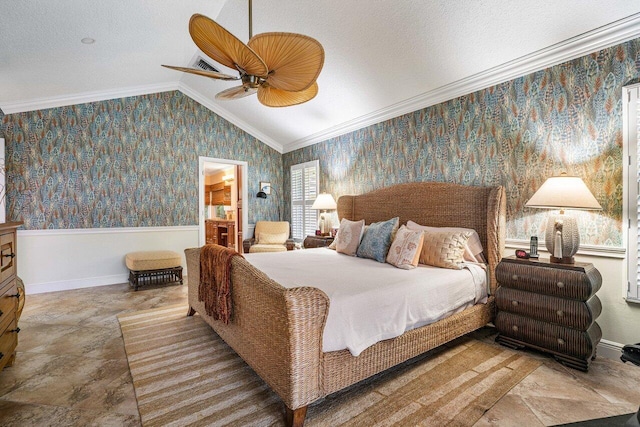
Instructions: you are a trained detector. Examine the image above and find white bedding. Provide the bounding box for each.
[244,248,488,356]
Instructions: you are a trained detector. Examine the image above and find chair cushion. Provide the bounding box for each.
[249,244,288,253]
[254,221,290,237]
[126,250,181,271]
[258,232,288,245]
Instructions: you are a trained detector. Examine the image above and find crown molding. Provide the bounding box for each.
[0,82,179,114]
[177,82,284,153]
[283,13,640,153]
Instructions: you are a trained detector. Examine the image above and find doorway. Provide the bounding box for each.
[198,157,248,251]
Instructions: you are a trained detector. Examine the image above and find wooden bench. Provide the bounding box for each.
[125,250,183,291]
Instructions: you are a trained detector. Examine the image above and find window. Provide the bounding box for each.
[290,160,319,241]
[625,84,640,301]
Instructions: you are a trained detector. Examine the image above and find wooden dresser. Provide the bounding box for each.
[0,222,22,372]
[494,256,602,371]
[205,220,237,251]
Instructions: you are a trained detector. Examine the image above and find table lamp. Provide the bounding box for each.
[525,172,602,264]
[311,193,337,236]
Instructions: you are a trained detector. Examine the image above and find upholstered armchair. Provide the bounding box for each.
[243,221,295,253]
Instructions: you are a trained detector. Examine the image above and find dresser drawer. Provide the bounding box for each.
[0,231,16,285]
[495,311,601,360]
[495,287,601,330]
[496,260,601,301]
[0,279,17,328]
[0,318,17,371]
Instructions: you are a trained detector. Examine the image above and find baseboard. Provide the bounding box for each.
[25,274,129,295]
[598,339,624,361]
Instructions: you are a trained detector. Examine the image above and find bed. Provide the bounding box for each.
[185,182,506,426]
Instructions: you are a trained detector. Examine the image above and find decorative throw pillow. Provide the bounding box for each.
[420,230,472,270]
[335,219,365,256]
[356,217,400,262]
[406,221,485,262]
[258,232,288,244]
[386,225,424,269]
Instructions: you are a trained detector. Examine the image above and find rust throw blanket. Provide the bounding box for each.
[199,244,243,324]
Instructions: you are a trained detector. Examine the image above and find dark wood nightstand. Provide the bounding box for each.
[494,256,602,372]
[303,235,334,249]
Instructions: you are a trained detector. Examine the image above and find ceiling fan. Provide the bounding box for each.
[162,1,324,107]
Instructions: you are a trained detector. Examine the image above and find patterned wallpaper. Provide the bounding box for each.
[1,91,283,229]
[283,38,640,247]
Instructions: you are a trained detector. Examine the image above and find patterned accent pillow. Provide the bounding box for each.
[406,221,485,263]
[356,217,400,262]
[420,230,472,269]
[386,225,424,269]
[335,219,365,256]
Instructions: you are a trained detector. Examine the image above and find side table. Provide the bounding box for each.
[303,235,334,249]
[494,256,602,371]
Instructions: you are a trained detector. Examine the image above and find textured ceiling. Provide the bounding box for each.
[2,1,640,153]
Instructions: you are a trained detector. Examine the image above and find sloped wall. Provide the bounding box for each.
[284,38,640,247]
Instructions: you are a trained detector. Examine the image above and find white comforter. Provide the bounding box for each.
[244,248,487,356]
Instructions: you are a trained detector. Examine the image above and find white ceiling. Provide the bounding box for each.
[2,1,640,153]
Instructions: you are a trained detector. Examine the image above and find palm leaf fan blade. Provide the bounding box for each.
[257,82,318,107]
[248,32,324,92]
[189,14,268,77]
[161,65,239,81]
[216,85,258,100]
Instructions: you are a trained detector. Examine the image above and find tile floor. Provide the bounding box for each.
[0,282,639,426]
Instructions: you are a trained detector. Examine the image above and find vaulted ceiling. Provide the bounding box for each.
[2,1,640,153]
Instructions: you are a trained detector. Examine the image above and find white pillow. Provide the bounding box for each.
[335,219,365,256]
[406,220,485,263]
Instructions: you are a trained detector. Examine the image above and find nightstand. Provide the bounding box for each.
[494,256,602,372]
[303,235,334,249]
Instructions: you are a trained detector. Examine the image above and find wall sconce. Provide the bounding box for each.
[256,182,281,220]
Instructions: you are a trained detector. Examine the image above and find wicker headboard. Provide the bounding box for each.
[337,182,506,293]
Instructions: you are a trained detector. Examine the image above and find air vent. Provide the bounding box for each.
[192,57,219,73]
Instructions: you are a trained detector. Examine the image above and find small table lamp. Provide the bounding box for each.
[311,193,337,236]
[525,172,602,264]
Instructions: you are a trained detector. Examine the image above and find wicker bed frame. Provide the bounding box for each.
[185,182,506,426]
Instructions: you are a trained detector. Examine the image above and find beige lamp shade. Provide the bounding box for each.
[525,174,602,211]
[311,193,337,210]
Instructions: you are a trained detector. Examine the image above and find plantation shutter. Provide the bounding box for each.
[626,85,640,301]
[290,160,319,241]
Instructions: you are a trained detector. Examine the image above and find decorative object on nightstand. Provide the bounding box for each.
[0,222,23,373]
[303,234,334,249]
[525,172,601,264]
[311,193,337,236]
[494,256,602,371]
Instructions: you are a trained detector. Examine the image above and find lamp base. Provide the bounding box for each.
[550,255,575,264]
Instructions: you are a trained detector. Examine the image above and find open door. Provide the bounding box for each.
[199,157,248,251]
[235,165,243,252]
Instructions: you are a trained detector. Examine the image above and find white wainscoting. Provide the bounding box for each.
[18,226,199,294]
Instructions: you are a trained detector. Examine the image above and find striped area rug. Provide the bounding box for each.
[118,304,542,427]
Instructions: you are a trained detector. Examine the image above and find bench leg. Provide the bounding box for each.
[284,405,307,427]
